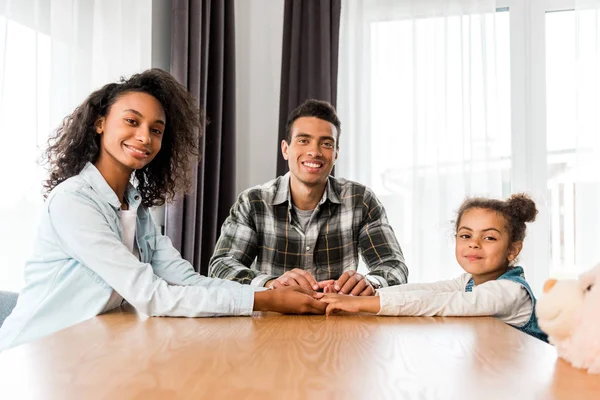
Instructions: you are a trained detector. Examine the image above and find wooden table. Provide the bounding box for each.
[0,305,599,399]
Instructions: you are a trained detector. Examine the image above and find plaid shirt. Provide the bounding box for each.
[209,173,408,288]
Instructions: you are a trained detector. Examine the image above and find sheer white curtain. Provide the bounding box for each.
[0,0,152,291]
[337,0,512,284]
[571,0,600,271]
[544,0,600,278]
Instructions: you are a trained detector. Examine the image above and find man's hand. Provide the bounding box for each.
[320,293,380,316]
[322,271,375,296]
[254,286,326,314]
[265,268,333,291]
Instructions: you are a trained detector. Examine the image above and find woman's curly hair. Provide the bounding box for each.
[42,68,203,207]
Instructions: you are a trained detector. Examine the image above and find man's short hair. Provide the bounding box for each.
[285,99,341,147]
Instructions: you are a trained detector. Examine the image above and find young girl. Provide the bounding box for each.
[0,69,324,351]
[321,194,548,342]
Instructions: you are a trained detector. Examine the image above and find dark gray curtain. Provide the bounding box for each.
[276,0,342,177]
[167,0,236,275]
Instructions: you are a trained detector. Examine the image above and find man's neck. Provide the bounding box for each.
[289,176,327,211]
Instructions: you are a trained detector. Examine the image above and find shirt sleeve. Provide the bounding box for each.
[208,192,276,287]
[377,279,533,326]
[358,189,409,287]
[146,212,267,292]
[48,191,256,317]
[376,275,466,293]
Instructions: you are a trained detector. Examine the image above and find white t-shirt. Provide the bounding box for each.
[292,204,315,233]
[102,209,138,313]
[376,273,533,327]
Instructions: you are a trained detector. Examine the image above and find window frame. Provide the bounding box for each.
[501,0,575,283]
[345,0,584,284]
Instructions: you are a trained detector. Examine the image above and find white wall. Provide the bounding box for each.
[234,0,284,195]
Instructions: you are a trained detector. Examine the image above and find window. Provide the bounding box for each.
[0,2,154,291]
[545,6,600,276]
[340,0,599,292]
[0,16,51,291]
[367,10,511,282]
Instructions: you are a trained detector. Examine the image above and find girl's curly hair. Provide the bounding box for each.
[42,68,203,207]
[455,193,538,244]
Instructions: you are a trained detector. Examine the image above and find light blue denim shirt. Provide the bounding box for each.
[0,163,259,351]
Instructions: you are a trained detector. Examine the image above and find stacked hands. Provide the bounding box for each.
[262,269,379,316]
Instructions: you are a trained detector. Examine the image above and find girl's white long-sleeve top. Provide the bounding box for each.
[375,273,533,326]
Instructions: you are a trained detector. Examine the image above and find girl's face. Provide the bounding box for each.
[455,208,522,278]
[95,91,166,172]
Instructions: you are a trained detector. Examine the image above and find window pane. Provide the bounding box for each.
[546,9,600,276]
[0,18,51,291]
[366,11,510,282]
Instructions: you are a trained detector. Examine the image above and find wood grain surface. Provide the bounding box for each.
[0,304,599,399]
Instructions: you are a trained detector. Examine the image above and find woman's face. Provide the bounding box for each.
[95,91,166,172]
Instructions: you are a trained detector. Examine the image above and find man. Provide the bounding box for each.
[209,100,408,295]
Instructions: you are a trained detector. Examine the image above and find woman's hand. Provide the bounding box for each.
[254,286,326,314]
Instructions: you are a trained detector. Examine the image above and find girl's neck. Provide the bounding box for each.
[94,157,133,206]
[471,267,509,286]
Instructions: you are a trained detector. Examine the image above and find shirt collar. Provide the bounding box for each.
[271,172,341,208]
[79,162,141,209]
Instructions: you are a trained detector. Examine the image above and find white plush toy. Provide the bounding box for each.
[536,264,600,374]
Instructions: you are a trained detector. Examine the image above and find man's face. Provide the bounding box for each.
[281,116,338,187]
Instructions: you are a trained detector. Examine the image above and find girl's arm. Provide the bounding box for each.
[376,275,467,293]
[321,276,467,315]
[377,280,532,324]
[320,294,381,315]
[322,279,532,325]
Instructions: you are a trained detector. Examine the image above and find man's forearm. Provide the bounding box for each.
[209,258,258,284]
[367,262,409,287]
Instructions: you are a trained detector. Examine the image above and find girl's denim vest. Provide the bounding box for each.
[465,267,548,342]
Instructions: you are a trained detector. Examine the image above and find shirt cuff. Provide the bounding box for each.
[237,284,258,316]
[376,291,407,315]
[366,274,387,288]
[250,274,278,288]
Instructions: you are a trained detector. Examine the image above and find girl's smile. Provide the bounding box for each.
[456,208,521,285]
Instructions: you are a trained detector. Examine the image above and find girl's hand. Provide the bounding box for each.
[320,293,380,316]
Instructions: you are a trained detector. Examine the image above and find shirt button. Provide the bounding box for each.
[134,195,140,201]
[306,246,310,251]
